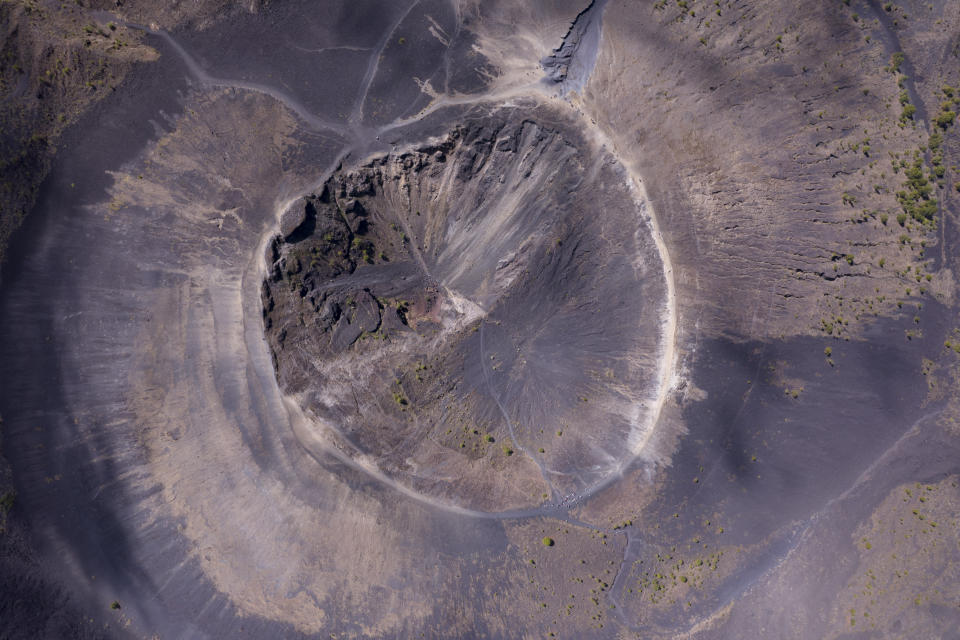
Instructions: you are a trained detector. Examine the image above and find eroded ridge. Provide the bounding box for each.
[540,0,610,94]
[262,109,668,512]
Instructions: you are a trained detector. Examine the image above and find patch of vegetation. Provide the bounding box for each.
[934,85,959,130]
[935,110,956,129]
[900,101,916,124]
[542,537,555,547]
[887,51,905,74]
[629,547,728,605]
[0,491,14,515]
[895,152,937,225]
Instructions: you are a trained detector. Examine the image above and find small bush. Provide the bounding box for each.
[542,537,555,547]
[890,52,905,73]
[936,110,956,129]
[0,491,14,514]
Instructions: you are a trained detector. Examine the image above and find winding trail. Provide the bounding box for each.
[131,25,351,137]
[350,0,422,125]
[574,108,678,462]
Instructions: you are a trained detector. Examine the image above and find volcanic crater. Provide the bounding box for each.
[262,110,670,512]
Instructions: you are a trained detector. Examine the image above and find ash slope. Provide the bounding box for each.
[264,112,667,511]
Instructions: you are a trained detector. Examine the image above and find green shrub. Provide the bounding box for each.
[542,537,555,547]
[912,199,937,221]
[936,110,956,129]
[0,492,14,514]
[890,52,905,73]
